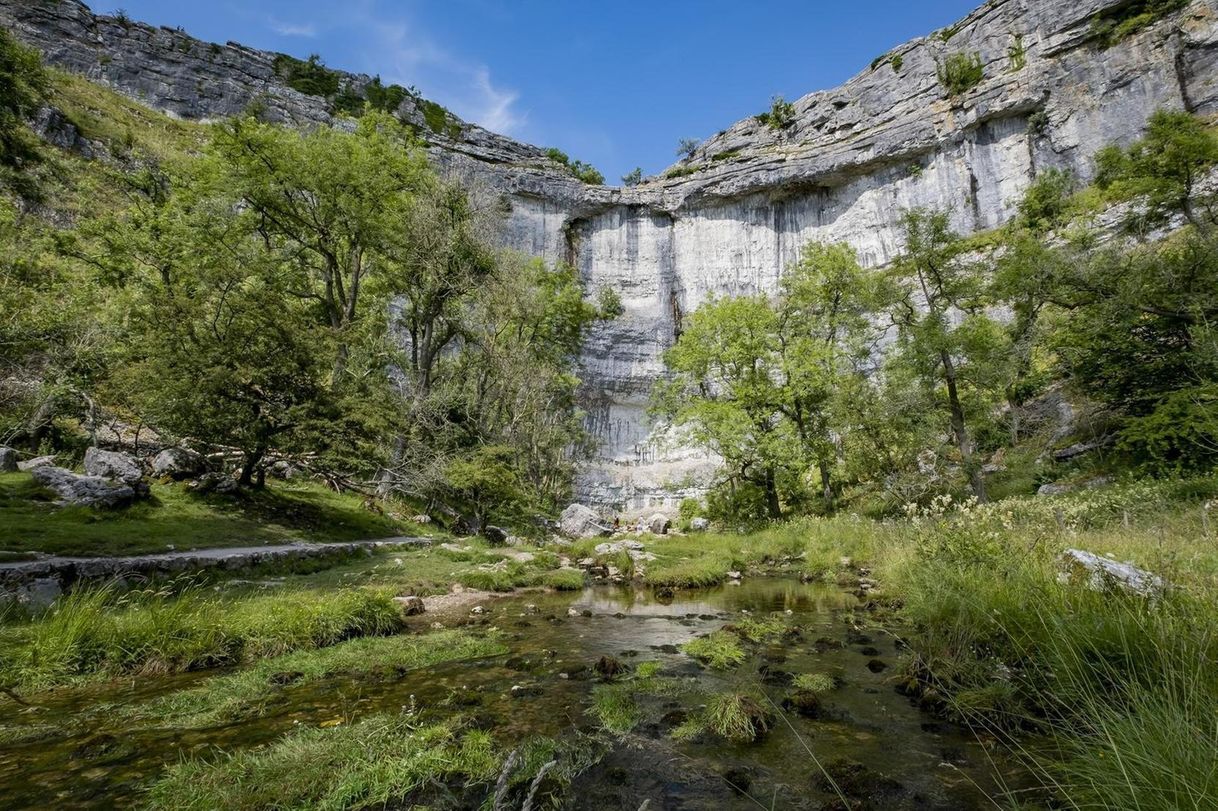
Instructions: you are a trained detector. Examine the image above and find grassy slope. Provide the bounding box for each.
[0,472,419,556]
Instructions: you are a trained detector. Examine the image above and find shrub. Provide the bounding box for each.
[273,53,341,98]
[1019,168,1075,231]
[420,99,461,138]
[675,137,700,160]
[1008,33,1027,71]
[620,167,643,186]
[891,54,904,72]
[1090,0,1188,48]
[664,165,699,180]
[936,52,984,96]
[763,95,796,130]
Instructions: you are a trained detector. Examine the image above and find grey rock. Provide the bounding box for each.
[1053,439,1109,462]
[17,455,55,471]
[647,513,672,535]
[30,466,136,508]
[1058,549,1166,598]
[83,447,143,485]
[268,460,298,480]
[1037,483,1073,497]
[395,595,426,616]
[151,447,202,479]
[190,472,239,495]
[484,525,509,545]
[559,503,611,538]
[689,517,710,532]
[0,446,16,472]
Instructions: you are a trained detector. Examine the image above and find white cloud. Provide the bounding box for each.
[356,7,525,136]
[268,17,317,38]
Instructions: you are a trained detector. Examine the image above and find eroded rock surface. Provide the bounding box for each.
[6,0,1217,511]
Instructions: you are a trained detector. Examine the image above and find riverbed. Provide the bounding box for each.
[0,578,1023,809]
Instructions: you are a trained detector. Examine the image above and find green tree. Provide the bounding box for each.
[656,295,788,519]
[775,242,874,505]
[888,209,1004,502]
[0,27,49,197]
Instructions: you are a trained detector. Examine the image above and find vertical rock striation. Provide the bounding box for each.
[5,0,1218,511]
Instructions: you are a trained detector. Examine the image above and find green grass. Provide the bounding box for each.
[793,672,835,694]
[590,684,641,735]
[0,472,413,557]
[729,613,790,643]
[681,630,746,670]
[673,690,772,744]
[0,584,403,692]
[144,715,499,811]
[122,629,507,728]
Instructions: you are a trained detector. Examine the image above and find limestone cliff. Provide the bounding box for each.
[5,0,1218,512]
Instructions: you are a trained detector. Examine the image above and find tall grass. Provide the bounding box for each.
[144,715,499,811]
[0,584,403,691]
[885,479,1218,810]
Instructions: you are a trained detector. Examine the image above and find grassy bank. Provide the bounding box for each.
[0,472,422,557]
[0,585,404,692]
[145,715,500,811]
[648,476,1218,810]
[122,628,508,728]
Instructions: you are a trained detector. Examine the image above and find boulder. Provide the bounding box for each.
[83,447,143,486]
[30,466,136,508]
[17,455,55,471]
[690,517,710,532]
[150,447,202,479]
[484,525,509,545]
[394,595,426,616]
[594,540,645,556]
[647,513,671,535]
[1036,482,1072,497]
[559,503,611,538]
[0,446,16,472]
[189,472,239,495]
[1058,549,1166,598]
[268,460,298,480]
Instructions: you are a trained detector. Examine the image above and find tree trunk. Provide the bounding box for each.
[238,444,266,488]
[763,466,782,520]
[818,460,834,508]
[941,350,987,503]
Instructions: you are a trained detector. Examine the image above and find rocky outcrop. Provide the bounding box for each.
[150,447,203,479]
[29,465,136,508]
[83,447,142,485]
[5,0,1218,511]
[1058,548,1166,597]
[559,503,611,538]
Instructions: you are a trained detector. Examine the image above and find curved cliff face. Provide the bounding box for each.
[6,0,1218,512]
[563,0,1218,511]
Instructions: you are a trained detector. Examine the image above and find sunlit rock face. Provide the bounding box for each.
[6,0,1218,512]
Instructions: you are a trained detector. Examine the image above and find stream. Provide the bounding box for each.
[0,578,1024,809]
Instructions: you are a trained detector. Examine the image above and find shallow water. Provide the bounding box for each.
[0,578,1023,809]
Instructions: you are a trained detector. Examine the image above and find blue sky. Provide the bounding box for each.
[106,1,980,182]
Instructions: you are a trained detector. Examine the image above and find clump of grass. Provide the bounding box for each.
[674,690,773,744]
[0,584,403,691]
[730,613,789,643]
[591,684,641,735]
[681,630,746,670]
[646,553,732,588]
[793,672,835,694]
[144,715,499,810]
[122,629,506,728]
[541,569,585,591]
